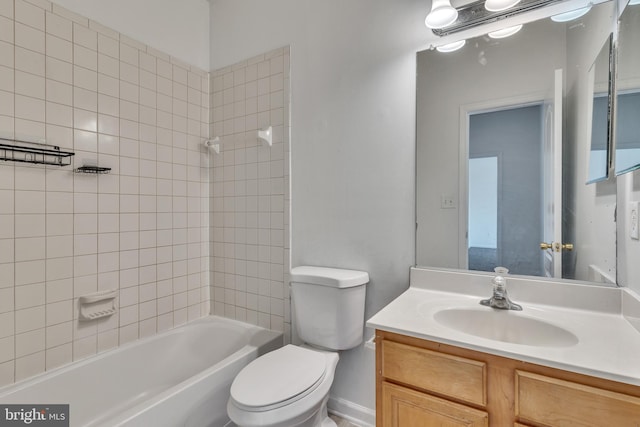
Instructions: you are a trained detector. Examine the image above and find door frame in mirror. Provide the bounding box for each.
[458,92,549,269]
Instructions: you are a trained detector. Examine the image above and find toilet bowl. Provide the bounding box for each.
[227,266,369,427]
[227,345,339,427]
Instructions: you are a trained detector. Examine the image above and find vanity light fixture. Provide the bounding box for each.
[425,0,459,29]
[485,0,521,12]
[436,40,467,52]
[550,4,592,22]
[488,24,523,38]
[431,0,564,36]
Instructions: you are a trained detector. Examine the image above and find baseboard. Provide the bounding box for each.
[328,396,375,427]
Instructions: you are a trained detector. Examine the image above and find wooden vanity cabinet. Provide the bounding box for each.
[375,330,640,427]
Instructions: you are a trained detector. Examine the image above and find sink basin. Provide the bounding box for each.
[434,308,579,347]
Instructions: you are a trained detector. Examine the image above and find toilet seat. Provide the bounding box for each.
[230,345,327,412]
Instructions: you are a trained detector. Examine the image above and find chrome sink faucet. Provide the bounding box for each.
[480,267,522,311]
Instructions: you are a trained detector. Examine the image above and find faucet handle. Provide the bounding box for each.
[492,268,507,294]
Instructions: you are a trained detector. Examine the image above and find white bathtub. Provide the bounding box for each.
[0,316,282,427]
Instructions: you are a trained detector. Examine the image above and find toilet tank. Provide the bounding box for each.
[290,266,369,351]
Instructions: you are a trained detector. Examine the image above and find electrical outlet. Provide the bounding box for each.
[631,201,639,240]
[441,195,456,209]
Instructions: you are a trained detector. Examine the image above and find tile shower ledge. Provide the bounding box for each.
[367,267,640,387]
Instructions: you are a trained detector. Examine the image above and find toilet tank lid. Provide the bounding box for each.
[290,266,369,288]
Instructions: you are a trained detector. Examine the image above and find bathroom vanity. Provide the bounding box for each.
[368,268,640,427]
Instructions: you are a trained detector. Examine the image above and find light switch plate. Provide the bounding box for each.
[631,201,639,240]
[441,195,456,209]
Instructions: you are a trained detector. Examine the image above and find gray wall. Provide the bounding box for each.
[616,4,640,292]
[210,0,423,414]
[563,1,617,281]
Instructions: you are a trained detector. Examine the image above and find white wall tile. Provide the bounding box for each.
[46,81,72,110]
[46,235,73,258]
[73,23,96,50]
[97,73,118,98]
[0,312,14,339]
[46,11,71,41]
[46,214,72,236]
[96,329,117,353]
[74,44,97,71]
[120,62,138,85]
[74,193,97,214]
[45,343,72,369]
[15,351,45,381]
[15,0,45,30]
[0,6,211,388]
[16,328,45,358]
[45,257,72,282]
[0,43,13,73]
[15,190,45,214]
[0,65,15,92]
[15,237,45,262]
[46,101,72,127]
[15,94,45,122]
[209,49,289,332]
[73,254,97,277]
[73,335,96,361]
[45,300,72,326]
[73,108,97,133]
[97,34,118,58]
[0,0,12,20]
[15,71,45,101]
[15,214,45,238]
[98,132,119,154]
[45,278,72,303]
[74,234,97,256]
[73,214,97,235]
[73,66,96,92]
[15,22,44,53]
[15,305,45,333]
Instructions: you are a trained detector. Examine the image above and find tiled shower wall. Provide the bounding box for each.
[209,47,291,342]
[0,0,210,386]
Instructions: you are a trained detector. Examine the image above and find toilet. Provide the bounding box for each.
[227,266,369,427]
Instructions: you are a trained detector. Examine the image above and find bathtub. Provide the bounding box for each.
[0,316,282,427]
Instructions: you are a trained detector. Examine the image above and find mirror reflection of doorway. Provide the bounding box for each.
[468,104,544,276]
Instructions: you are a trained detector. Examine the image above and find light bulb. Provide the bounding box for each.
[550,5,592,22]
[485,0,521,12]
[436,40,466,52]
[488,24,523,38]
[425,0,459,29]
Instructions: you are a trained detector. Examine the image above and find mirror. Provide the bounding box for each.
[416,1,618,284]
[587,35,613,184]
[614,2,640,176]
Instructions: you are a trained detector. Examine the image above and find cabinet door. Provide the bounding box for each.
[381,339,487,407]
[516,371,640,427]
[382,382,489,427]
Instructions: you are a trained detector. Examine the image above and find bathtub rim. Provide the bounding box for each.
[0,315,283,397]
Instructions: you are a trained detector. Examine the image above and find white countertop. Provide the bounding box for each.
[367,268,640,387]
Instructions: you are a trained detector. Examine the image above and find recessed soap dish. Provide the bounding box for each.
[79,290,117,321]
